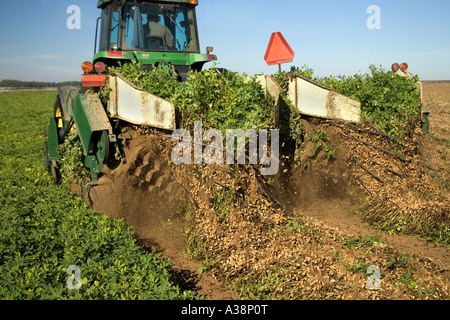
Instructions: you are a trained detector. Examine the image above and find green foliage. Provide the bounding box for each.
[173,68,274,132]
[307,130,337,159]
[400,269,418,290]
[0,91,196,300]
[385,254,435,295]
[57,131,90,188]
[101,62,420,148]
[342,235,385,249]
[0,79,80,89]
[289,65,315,80]
[271,71,305,149]
[345,257,373,276]
[387,254,411,269]
[213,189,233,222]
[314,65,422,137]
[307,130,328,144]
[281,64,422,138]
[324,144,337,159]
[100,61,179,102]
[357,199,450,246]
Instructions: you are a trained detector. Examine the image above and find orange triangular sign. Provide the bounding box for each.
[264,32,295,65]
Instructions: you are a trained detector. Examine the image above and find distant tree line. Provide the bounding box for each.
[0,79,81,88]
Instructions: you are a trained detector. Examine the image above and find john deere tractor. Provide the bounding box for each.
[44,0,217,183]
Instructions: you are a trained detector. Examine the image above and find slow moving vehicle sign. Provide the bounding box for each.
[264,32,295,70]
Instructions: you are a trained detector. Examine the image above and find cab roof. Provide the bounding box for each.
[97,0,198,9]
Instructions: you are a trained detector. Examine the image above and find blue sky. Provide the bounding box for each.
[0,0,449,82]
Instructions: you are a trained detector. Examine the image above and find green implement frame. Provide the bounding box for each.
[44,89,117,183]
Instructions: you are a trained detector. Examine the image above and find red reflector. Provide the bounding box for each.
[207,54,216,60]
[94,61,107,74]
[82,75,106,87]
[108,51,123,57]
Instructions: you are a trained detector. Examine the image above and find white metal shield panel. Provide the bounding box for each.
[289,77,328,118]
[109,73,176,131]
[288,75,361,123]
[328,91,361,123]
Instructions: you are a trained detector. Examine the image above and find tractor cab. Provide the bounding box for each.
[97,1,200,53]
[82,0,217,88]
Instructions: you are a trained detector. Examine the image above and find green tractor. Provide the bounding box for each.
[44,0,217,183]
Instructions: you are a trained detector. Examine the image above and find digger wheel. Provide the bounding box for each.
[49,160,59,184]
[96,131,111,165]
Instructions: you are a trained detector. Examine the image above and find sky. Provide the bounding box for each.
[0,0,449,82]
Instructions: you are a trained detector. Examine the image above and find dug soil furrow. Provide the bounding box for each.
[89,129,241,300]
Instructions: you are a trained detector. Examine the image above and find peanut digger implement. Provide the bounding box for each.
[47,0,420,187]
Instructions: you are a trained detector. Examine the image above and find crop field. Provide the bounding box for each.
[0,72,449,300]
[0,90,196,299]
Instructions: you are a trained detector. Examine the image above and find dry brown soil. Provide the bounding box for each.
[87,82,449,300]
[89,131,242,299]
